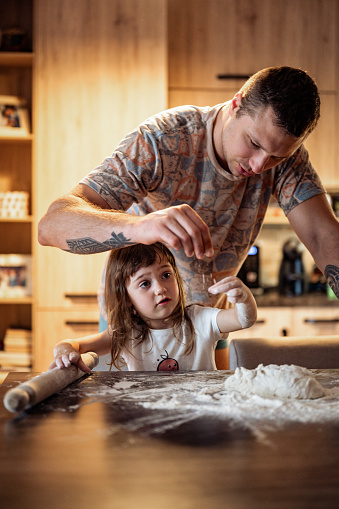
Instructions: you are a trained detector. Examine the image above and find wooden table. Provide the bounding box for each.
[1,370,339,508]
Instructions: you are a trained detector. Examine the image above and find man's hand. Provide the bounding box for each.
[134,204,214,259]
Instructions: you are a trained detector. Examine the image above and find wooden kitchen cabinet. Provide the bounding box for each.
[168,0,337,91]
[230,304,339,342]
[230,307,293,340]
[168,0,339,191]
[0,0,34,354]
[292,307,339,337]
[35,307,101,370]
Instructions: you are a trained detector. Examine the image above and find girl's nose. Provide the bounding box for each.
[154,280,166,295]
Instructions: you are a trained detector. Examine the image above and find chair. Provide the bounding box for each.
[228,335,339,370]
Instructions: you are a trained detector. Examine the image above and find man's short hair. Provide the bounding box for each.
[237,66,320,138]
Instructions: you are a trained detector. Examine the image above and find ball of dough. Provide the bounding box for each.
[225,364,325,399]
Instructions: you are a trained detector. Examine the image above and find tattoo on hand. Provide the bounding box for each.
[324,265,339,299]
[65,232,134,254]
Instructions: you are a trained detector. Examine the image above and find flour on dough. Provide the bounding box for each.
[225,364,325,399]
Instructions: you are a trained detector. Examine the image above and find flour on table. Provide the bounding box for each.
[36,370,339,446]
[225,364,325,399]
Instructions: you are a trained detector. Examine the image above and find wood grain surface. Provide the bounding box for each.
[1,369,339,509]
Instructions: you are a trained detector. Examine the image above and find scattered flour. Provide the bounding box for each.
[33,370,339,444]
[224,364,325,400]
[136,373,339,443]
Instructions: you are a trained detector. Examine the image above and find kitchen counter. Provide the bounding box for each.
[255,290,339,307]
[1,369,339,508]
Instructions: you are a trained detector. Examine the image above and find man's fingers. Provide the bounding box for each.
[136,204,213,259]
[152,205,213,259]
[181,205,213,258]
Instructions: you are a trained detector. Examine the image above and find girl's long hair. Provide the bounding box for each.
[105,242,195,369]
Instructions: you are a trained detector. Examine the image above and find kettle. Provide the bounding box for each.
[278,238,306,297]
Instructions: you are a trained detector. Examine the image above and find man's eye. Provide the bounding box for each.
[250,139,259,148]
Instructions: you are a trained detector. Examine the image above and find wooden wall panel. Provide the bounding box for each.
[34,0,167,308]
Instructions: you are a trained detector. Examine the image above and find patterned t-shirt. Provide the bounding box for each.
[81,103,325,306]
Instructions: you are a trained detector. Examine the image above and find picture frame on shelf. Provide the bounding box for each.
[0,254,32,298]
[0,95,30,137]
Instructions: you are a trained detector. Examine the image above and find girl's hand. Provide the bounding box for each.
[48,341,91,373]
[208,276,252,303]
[209,276,257,331]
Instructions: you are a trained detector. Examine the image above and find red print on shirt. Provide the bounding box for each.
[157,350,179,371]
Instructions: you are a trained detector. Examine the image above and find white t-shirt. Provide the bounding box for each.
[120,305,222,371]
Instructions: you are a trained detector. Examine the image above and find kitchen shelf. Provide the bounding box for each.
[0,297,33,305]
[0,134,33,142]
[0,216,33,223]
[0,52,34,67]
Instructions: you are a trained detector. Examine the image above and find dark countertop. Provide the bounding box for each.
[1,369,339,509]
[254,290,339,307]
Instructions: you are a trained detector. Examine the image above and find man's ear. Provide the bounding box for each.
[229,92,242,116]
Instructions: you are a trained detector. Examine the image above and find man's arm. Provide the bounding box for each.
[38,183,213,259]
[287,193,339,298]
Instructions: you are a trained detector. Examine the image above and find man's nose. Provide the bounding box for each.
[250,153,270,174]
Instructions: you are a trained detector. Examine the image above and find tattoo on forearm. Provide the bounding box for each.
[65,232,134,254]
[324,265,339,299]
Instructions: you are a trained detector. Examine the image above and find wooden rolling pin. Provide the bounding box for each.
[3,351,99,413]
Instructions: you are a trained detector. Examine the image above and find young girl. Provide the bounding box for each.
[50,243,257,372]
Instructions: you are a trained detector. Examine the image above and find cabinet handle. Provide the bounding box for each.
[65,321,99,326]
[255,319,266,324]
[64,294,97,299]
[304,318,339,324]
[217,74,251,80]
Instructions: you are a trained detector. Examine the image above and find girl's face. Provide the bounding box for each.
[125,257,180,330]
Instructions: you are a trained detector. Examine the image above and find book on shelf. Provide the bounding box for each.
[4,344,32,353]
[3,328,32,348]
[1,328,33,369]
[0,351,32,368]
[4,328,32,339]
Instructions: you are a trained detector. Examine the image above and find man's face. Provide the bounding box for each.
[216,94,304,178]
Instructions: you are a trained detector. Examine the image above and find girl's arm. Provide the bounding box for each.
[208,276,257,333]
[49,330,112,373]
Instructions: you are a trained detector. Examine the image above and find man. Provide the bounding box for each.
[38,66,339,368]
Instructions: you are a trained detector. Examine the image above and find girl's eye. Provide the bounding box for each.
[162,272,172,279]
[139,280,150,288]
